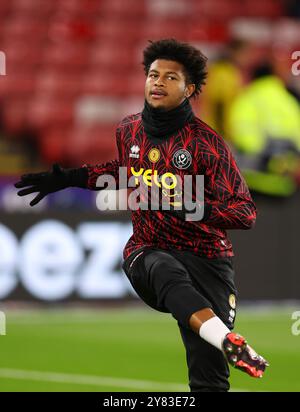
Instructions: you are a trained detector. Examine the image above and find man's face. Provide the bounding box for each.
[145,59,195,111]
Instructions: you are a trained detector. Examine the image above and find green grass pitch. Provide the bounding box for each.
[0,307,299,392]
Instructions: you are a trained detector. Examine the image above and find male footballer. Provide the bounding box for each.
[15,39,269,392]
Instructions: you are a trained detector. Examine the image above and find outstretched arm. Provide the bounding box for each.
[15,163,89,206]
[15,127,124,206]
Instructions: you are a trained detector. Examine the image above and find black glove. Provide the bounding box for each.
[14,163,88,206]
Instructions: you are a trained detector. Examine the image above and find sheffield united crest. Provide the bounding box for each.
[172,149,192,170]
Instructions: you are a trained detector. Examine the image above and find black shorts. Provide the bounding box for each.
[122,247,238,392]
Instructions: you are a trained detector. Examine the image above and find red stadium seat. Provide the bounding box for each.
[127,71,146,96]
[100,0,146,18]
[3,44,42,72]
[0,2,11,18]
[41,43,90,71]
[11,0,53,15]
[1,18,46,41]
[56,0,102,16]
[48,15,96,43]
[0,73,36,97]
[39,127,71,164]
[243,0,282,18]
[1,98,28,134]
[95,19,142,45]
[35,71,82,98]
[187,21,229,42]
[140,20,186,42]
[66,124,117,165]
[89,42,134,71]
[28,97,74,129]
[191,0,240,20]
[81,71,129,97]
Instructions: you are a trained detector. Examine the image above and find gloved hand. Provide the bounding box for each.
[14,163,88,206]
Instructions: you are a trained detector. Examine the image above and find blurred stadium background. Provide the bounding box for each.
[0,0,300,392]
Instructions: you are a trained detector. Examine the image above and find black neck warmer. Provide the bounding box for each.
[142,98,194,141]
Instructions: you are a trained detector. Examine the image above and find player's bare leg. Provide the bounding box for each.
[189,308,269,378]
[189,308,215,331]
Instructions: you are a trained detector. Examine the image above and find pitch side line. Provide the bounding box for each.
[0,368,188,391]
[0,368,248,392]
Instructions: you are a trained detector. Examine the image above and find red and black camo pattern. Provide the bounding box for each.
[84,113,257,261]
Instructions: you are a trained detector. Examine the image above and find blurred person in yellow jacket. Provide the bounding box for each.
[201,39,262,137]
[228,63,300,197]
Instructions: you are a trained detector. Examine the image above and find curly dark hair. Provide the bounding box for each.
[142,39,208,97]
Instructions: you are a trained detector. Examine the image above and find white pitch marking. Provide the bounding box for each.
[0,368,249,392]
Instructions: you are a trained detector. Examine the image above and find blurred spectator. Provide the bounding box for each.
[228,63,300,197]
[200,38,261,137]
